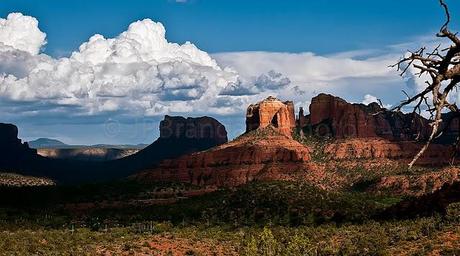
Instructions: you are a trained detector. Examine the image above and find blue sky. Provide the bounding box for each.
[0,0,458,144]
[2,0,457,55]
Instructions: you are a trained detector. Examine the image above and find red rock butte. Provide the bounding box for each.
[135,97,311,187]
[246,96,296,137]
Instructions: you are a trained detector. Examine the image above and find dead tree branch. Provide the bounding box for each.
[391,0,460,168]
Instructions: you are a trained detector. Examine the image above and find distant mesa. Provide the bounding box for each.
[29,137,147,150]
[160,115,228,144]
[121,115,229,170]
[101,114,228,180]
[28,138,68,149]
[0,116,228,184]
[90,144,148,149]
[30,138,146,162]
[26,115,227,164]
[37,148,140,162]
[246,96,296,138]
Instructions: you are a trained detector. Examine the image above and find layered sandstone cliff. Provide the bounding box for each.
[298,94,460,165]
[135,127,311,187]
[323,138,457,164]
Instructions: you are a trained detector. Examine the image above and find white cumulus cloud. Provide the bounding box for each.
[362,94,380,105]
[0,13,46,55]
[0,14,242,118]
[361,94,392,108]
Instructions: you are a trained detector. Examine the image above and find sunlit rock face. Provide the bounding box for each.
[297,94,460,165]
[135,127,312,187]
[300,93,432,141]
[246,96,296,138]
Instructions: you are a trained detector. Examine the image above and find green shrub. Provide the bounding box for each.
[242,227,279,256]
[242,235,258,256]
[285,233,312,256]
[259,227,278,256]
[445,202,460,223]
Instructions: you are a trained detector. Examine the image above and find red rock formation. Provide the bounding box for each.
[300,93,431,141]
[135,98,311,187]
[246,96,296,137]
[135,128,311,187]
[294,94,460,165]
[297,107,309,128]
[323,138,457,165]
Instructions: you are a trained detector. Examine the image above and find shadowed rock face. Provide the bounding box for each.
[0,123,37,168]
[116,115,228,172]
[246,96,296,137]
[0,116,228,184]
[159,115,228,145]
[0,123,19,144]
[381,180,460,219]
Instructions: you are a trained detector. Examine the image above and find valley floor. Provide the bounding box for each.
[0,179,460,255]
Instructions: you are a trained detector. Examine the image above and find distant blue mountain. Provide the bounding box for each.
[28,138,68,149]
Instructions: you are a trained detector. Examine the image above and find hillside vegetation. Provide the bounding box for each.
[1,180,460,255]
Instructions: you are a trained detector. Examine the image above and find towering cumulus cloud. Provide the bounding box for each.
[0,12,414,131]
[0,13,46,55]
[0,13,241,118]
